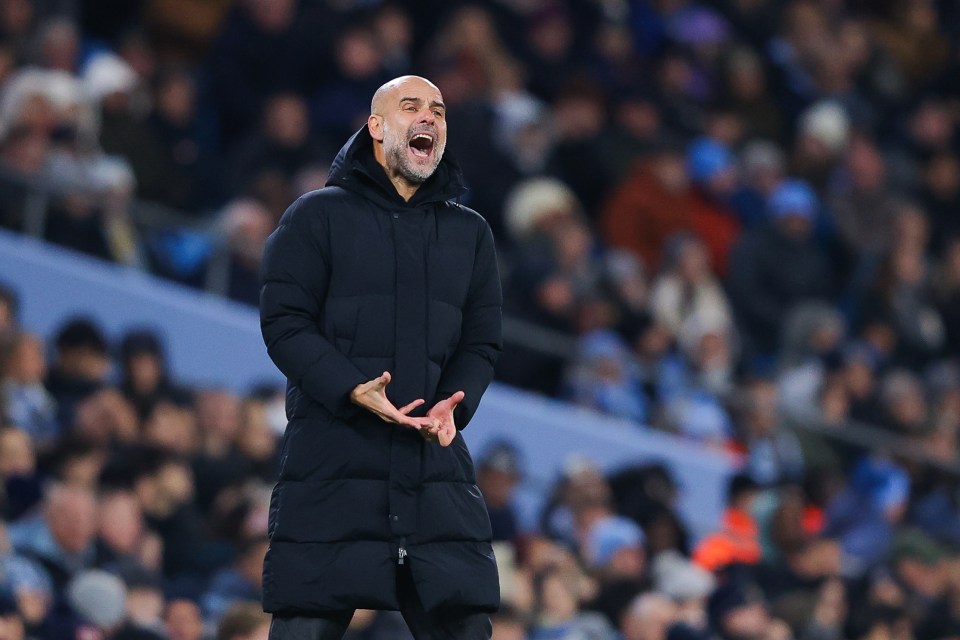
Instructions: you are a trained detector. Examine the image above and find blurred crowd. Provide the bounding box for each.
[3,0,960,638]
[1,286,960,640]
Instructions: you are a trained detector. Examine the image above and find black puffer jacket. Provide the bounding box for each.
[259,127,502,614]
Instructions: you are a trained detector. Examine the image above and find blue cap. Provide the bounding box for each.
[587,516,645,568]
[768,179,818,220]
[686,137,734,183]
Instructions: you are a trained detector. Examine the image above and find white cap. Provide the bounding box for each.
[798,100,850,154]
[82,52,138,102]
[503,177,580,240]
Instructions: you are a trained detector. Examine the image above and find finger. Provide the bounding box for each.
[449,390,465,405]
[398,398,425,415]
[401,415,431,430]
[438,425,455,447]
[376,371,392,390]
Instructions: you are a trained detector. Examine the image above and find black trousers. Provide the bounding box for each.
[268,564,492,640]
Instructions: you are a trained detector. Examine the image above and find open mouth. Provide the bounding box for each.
[408,132,435,158]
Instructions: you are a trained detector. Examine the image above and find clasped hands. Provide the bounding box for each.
[350,371,463,447]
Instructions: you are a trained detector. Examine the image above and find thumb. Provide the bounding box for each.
[448,390,465,405]
[377,371,391,389]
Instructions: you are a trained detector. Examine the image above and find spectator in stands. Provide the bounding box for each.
[776,302,846,419]
[235,396,279,484]
[72,387,140,447]
[0,426,40,518]
[228,93,323,206]
[729,140,786,230]
[64,569,132,638]
[583,515,647,628]
[85,52,168,208]
[309,25,388,145]
[0,284,18,335]
[565,330,647,423]
[118,329,190,423]
[44,317,110,429]
[499,178,586,394]
[684,137,742,275]
[96,489,161,578]
[477,440,522,547]
[144,68,216,212]
[739,379,805,487]
[489,604,527,640]
[649,551,714,640]
[124,570,166,639]
[649,233,734,357]
[693,475,761,572]
[216,199,273,307]
[127,448,207,582]
[192,389,245,513]
[529,565,617,640]
[215,601,270,640]
[621,592,677,640]
[164,597,204,640]
[921,153,960,257]
[201,535,267,626]
[8,484,99,592]
[792,101,850,193]
[540,458,614,551]
[600,142,700,273]
[824,455,910,576]
[546,81,613,217]
[856,235,944,369]
[1,332,57,446]
[32,18,80,73]
[829,136,903,265]
[878,370,929,438]
[727,180,833,363]
[0,521,53,632]
[706,572,788,640]
[206,0,323,144]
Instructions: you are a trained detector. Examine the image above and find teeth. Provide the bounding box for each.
[411,134,432,142]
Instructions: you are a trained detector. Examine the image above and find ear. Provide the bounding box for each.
[368,114,384,142]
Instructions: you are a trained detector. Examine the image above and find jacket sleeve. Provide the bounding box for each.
[434,219,503,429]
[259,197,368,416]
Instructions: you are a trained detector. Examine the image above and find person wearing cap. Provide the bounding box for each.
[685,137,742,275]
[600,138,740,275]
[727,179,833,362]
[583,515,648,629]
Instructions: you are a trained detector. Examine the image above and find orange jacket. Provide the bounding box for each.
[601,161,740,275]
[692,508,761,572]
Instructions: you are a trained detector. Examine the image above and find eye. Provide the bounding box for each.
[433,110,445,118]
[403,105,416,112]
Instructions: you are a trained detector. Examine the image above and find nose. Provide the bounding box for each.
[419,108,435,125]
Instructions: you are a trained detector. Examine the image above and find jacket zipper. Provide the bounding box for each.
[398,546,407,565]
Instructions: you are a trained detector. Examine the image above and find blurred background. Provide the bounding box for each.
[2,0,960,638]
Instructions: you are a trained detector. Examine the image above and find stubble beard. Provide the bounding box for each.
[384,125,445,184]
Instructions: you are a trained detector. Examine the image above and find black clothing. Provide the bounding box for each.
[268,564,492,640]
[726,224,833,355]
[259,127,502,615]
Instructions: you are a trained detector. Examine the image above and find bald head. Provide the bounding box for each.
[367,75,447,197]
[371,75,441,116]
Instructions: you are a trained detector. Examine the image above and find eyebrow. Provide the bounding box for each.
[400,97,446,111]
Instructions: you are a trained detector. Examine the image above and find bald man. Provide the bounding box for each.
[259,76,502,639]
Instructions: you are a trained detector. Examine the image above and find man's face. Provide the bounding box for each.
[374,79,447,184]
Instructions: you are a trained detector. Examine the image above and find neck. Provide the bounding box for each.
[373,141,420,201]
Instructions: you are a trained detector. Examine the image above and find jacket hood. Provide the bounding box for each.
[326,126,468,208]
